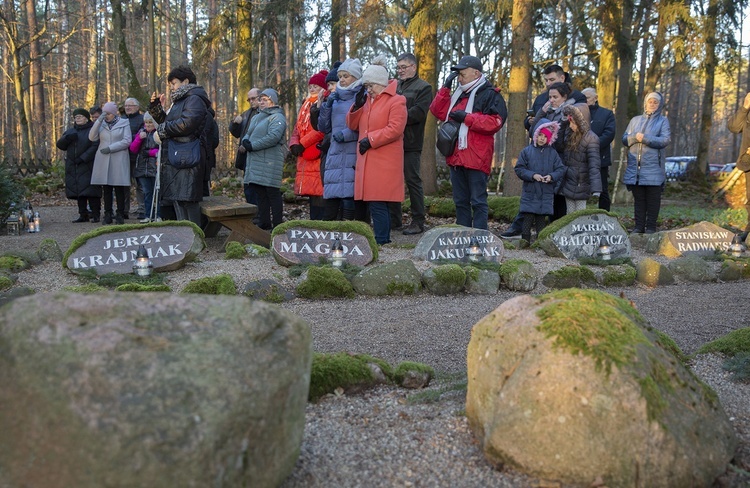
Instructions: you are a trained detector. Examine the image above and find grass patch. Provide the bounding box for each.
[722,353,750,383]
[115,283,172,292]
[77,269,167,289]
[181,274,237,295]
[224,241,246,259]
[0,256,29,273]
[487,195,520,221]
[697,328,750,356]
[63,284,108,293]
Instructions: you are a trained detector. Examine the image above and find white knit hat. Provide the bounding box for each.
[361,55,389,87]
[337,58,363,80]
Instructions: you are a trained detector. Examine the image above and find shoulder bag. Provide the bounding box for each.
[436,120,460,157]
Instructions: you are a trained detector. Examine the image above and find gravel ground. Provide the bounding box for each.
[3,204,750,487]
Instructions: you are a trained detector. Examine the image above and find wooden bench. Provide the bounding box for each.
[200,196,271,248]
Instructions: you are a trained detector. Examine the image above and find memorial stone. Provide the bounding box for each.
[272,226,375,267]
[538,214,630,260]
[413,226,504,263]
[65,224,204,275]
[657,221,734,258]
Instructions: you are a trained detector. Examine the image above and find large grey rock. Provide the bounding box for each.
[464,268,500,294]
[0,292,311,488]
[499,259,538,292]
[537,213,630,260]
[242,278,296,302]
[590,264,637,287]
[541,265,596,289]
[636,258,675,287]
[37,238,63,261]
[65,224,204,275]
[351,259,421,296]
[667,255,716,282]
[272,224,375,267]
[421,264,466,295]
[656,221,734,258]
[413,226,504,263]
[466,291,736,487]
[718,260,748,281]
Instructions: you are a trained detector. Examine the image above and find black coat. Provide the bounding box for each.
[588,104,616,167]
[126,112,144,169]
[150,85,212,203]
[397,75,433,152]
[229,107,259,170]
[56,121,101,199]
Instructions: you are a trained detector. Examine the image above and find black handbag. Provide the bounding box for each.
[167,138,202,169]
[436,120,460,157]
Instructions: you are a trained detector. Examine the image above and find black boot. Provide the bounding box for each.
[90,213,100,223]
[115,211,125,225]
[102,211,113,225]
[72,214,89,223]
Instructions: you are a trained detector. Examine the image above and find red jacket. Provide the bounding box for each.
[429,83,507,175]
[347,81,407,202]
[291,93,325,197]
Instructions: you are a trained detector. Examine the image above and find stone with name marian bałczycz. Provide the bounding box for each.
[272,227,374,267]
[656,221,734,258]
[412,226,504,263]
[65,224,204,275]
[539,214,630,260]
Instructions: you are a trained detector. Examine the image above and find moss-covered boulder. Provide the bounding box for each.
[0,255,30,273]
[181,274,237,295]
[351,259,422,296]
[718,259,750,281]
[224,241,247,259]
[667,255,716,282]
[541,265,596,289]
[1,250,41,266]
[464,267,500,295]
[499,259,538,292]
[0,292,311,488]
[466,289,736,487]
[245,244,271,257]
[0,273,15,292]
[394,361,434,389]
[591,264,637,287]
[309,352,392,401]
[636,258,675,287]
[37,238,63,262]
[0,286,34,307]
[243,279,295,303]
[296,266,355,299]
[421,264,466,295]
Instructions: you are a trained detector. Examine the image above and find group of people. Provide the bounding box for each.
[57,65,219,228]
[66,56,738,243]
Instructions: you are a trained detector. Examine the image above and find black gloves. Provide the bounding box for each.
[358,138,371,155]
[443,72,459,90]
[241,139,253,152]
[449,110,467,123]
[290,144,304,156]
[100,147,111,155]
[353,85,367,110]
[332,132,346,143]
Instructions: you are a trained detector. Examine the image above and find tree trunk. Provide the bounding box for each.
[110,0,149,102]
[25,0,45,158]
[409,0,438,195]
[236,0,253,112]
[693,0,718,179]
[612,0,636,205]
[598,0,619,109]
[85,0,99,107]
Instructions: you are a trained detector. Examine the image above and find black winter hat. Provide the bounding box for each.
[326,61,343,84]
[72,108,91,120]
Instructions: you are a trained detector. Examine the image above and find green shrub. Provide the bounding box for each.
[0,166,27,224]
[309,352,392,401]
[181,274,237,295]
[296,266,355,299]
[0,275,14,291]
[0,256,29,273]
[487,196,520,221]
[224,241,246,259]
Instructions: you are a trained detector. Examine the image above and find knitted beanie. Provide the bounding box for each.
[309,70,329,89]
[325,61,342,84]
[102,101,118,115]
[539,127,553,142]
[337,58,363,80]
[72,108,91,120]
[361,55,389,87]
[261,88,279,105]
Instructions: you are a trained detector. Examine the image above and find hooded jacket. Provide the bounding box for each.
[57,120,101,199]
[515,119,566,215]
[429,80,507,175]
[622,92,671,186]
[149,84,212,202]
[318,81,362,199]
[560,105,602,200]
[129,129,159,178]
[242,106,287,188]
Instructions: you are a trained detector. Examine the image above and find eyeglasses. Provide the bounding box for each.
[124,104,138,108]
[247,96,258,102]
[395,64,414,71]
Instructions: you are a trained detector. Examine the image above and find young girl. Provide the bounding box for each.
[129,113,160,222]
[560,104,602,214]
[514,119,567,243]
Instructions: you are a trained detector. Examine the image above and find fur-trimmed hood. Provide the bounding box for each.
[532,118,560,147]
[562,104,591,134]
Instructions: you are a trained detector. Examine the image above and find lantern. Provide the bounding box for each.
[467,236,482,262]
[6,212,20,236]
[32,211,40,232]
[598,244,612,261]
[330,238,346,268]
[132,245,153,277]
[728,234,746,258]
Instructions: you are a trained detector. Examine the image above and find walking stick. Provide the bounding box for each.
[150,142,162,221]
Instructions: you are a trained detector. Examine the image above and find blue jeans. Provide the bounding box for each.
[138,177,158,219]
[368,201,391,244]
[450,166,489,229]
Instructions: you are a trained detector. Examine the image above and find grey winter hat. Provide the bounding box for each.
[451,55,483,72]
[337,58,363,80]
[260,88,279,105]
[361,64,389,87]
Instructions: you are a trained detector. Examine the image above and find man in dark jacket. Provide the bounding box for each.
[391,53,433,235]
[429,55,507,230]
[124,97,145,219]
[230,88,261,204]
[582,87,616,211]
[149,65,212,226]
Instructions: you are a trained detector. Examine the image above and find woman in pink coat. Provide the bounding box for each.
[347,56,407,244]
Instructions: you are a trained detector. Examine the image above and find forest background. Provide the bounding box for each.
[1,0,750,197]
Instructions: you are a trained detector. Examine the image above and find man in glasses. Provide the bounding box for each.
[390,53,433,235]
[230,87,261,205]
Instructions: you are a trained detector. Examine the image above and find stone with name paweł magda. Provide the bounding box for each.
[272,227,374,267]
[542,214,630,260]
[65,224,204,275]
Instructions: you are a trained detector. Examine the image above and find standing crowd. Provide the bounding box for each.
[60,55,718,244]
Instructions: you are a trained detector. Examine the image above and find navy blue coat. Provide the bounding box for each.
[588,104,616,168]
[515,120,566,215]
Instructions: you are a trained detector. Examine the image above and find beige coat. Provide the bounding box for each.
[89,116,132,186]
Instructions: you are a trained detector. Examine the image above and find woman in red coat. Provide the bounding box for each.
[290,69,327,219]
[347,56,407,244]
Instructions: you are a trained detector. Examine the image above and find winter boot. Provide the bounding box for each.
[90,213,100,223]
[102,211,113,225]
[72,213,89,223]
[115,211,125,225]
